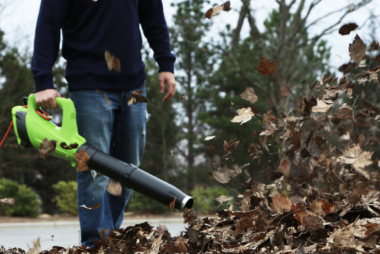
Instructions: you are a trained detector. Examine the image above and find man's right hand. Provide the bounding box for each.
[35,89,62,110]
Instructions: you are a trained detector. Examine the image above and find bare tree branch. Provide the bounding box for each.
[242,0,269,59]
[306,0,372,30]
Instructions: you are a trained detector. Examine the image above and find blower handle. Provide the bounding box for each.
[24,94,86,166]
[27,94,81,144]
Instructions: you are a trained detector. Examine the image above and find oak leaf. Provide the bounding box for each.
[239,87,258,104]
[215,195,232,204]
[231,107,256,125]
[212,164,235,184]
[254,56,276,75]
[349,35,367,63]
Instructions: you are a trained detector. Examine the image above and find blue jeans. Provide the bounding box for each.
[70,83,147,247]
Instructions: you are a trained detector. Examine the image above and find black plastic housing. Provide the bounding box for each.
[15,111,33,148]
[78,143,193,210]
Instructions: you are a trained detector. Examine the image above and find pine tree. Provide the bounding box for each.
[198,8,331,184]
[170,0,215,191]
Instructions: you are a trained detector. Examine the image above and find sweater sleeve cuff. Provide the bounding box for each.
[156,56,175,74]
[33,74,56,93]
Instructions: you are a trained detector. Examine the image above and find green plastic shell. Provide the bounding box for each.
[12,94,86,167]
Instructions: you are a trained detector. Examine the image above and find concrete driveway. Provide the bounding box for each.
[0,218,186,251]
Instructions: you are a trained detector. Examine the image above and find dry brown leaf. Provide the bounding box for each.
[231,107,256,124]
[339,61,356,74]
[59,142,79,150]
[223,138,239,153]
[39,138,57,159]
[96,90,111,106]
[338,145,373,179]
[369,40,380,51]
[183,208,197,225]
[205,136,215,141]
[105,50,121,72]
[254,56,276,75]
[278,159,291,176]
[215,195,232,204]
[212,165,235,184]
[278,86,292,98]
[205,1,231,19]
[80,202,101,210]
[206,144,215,155]
[357,66,380,84]
[239,87,258,104]
[349,35,367,63]
[259,135,272,154]
[127,90,150,106]
[0,198,15,206]
[169,196,176,209]
[180,95,186,100]
[312,99,333,113]
[263,110,277,127]
[106,180,122,196]
[339,23,358,35]
[27,237,41,254]
[147,234,163,254]
[233,164,247,176]
[271,194,292,214]
[335,105,354,120]
[74,150,90,172]
[156,225,168,235]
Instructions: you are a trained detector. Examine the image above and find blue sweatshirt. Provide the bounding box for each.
[31,0,176,92]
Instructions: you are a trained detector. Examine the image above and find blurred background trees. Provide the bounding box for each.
[0,0,379,216]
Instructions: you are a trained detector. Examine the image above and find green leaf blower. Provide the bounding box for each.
[8,94,193,210]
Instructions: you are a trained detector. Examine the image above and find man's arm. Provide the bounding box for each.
[31,0,68,108]
[138,0,176,102]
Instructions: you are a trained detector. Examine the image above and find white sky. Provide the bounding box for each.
[0,0,379,70]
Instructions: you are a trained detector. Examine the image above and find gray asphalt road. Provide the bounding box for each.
[0,219,186,251]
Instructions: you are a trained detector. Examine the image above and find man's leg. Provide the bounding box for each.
[108,82,147,228]
[70,90,120,247]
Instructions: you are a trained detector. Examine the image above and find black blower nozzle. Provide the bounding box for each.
[78,143,193,210]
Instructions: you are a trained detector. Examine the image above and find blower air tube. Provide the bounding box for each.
[78,143,193,210]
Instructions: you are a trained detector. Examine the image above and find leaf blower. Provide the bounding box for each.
[3,94,193,210]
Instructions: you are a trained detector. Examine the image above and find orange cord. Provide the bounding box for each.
[0,121,14,148]
[0,105,51,148]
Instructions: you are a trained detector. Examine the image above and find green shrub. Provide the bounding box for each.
[190,185,233,214]
[128,191,172,214]
[52,181,78,215]
[0,178,41,217]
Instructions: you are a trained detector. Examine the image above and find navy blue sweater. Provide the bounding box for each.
[31,0,175,92]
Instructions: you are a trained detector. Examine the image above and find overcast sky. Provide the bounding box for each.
[0,0,379,70]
